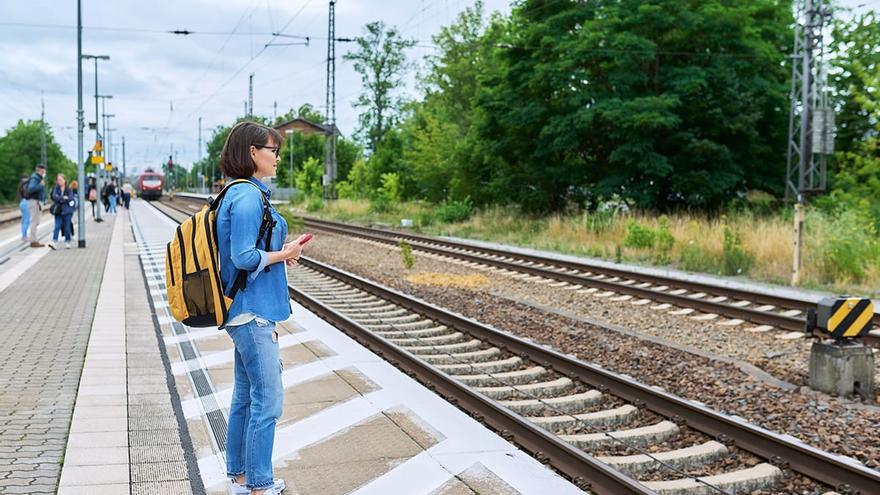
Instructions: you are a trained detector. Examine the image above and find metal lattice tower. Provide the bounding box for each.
[40,92,47,167]
[248,73,254,118]
[785,0,834,202]
[324,0,338,199]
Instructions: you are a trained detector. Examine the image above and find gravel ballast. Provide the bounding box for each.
[299,232,880,475]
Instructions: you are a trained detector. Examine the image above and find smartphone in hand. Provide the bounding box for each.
[298,233,313,245]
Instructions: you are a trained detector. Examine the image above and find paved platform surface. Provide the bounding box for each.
[131,199,586,494]
[0,213,114,494]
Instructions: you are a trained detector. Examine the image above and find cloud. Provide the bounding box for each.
[1,0,513,171]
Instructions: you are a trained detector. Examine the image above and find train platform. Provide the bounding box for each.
[0,197,584,494]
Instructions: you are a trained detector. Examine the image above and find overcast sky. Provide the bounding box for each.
[1,0,876,176]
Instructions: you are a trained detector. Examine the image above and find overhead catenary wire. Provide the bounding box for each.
[166,0,316,134]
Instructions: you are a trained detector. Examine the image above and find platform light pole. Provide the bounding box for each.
[285,129,294,194]
[83,54,109,222]
[76,0,86,247]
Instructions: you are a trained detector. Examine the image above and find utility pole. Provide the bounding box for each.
[324,0,338,200]
[40,92,47,168]
[198,116,204,192]
[273,100,278,123]
[248,73,254,118]
[76,0,86,247]
[785,0,833,285]
[83,54,109,222]
[122,136,126,182]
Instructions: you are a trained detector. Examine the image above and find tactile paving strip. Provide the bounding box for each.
[130,445,187,465]
[131,461,190,483]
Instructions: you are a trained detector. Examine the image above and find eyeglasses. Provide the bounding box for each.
[254,144,280,158]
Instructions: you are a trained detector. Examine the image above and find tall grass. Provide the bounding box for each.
[289,198,880,297]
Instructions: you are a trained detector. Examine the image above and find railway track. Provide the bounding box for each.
[297,217,880,344]
[169,194,880,345]
[154,198,880,495]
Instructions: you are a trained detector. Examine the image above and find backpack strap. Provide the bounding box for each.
[217,180,274,299]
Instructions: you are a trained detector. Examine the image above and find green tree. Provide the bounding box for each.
[474,0,792,212]
[829,12,880,156]
[0,120,76,202]
[294,156,324,197]
[828,46,880,227]
[400,2,498,203]
[344,21,415,152]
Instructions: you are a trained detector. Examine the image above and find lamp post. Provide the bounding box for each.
[285,129,294,196]
[76,0,85,247]
[82,54,109,222]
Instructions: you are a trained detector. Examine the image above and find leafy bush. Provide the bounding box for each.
[654,216,675,263]
[399,240,415,269]
[279,208,304,233]
[305,195,324,212]
[368,196,394,214]
[294,157,323,198]
[377,172,402,203]
[417,211,436,227]
[436,197,474,223]
[721,226,753,276]
[679,241,717,273]
[623,221,655,249]
[820,209,880,283]
[336,180,356,199]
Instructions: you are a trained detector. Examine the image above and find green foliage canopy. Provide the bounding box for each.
[0,120,76,202]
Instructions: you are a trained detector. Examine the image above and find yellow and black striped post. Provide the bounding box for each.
[816,296,874,339]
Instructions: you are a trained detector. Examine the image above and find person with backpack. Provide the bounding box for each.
[25,164,47,248]
[216,121,311,495]
[85,176,98,219]
[49,174,76,249]
[18,174,30,242]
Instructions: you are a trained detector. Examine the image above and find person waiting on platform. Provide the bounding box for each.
[85,176,98,219]
[49,174,76,249]
[122,181,132,209]
[24,164,47,248]
[18,174,30,242]
[216,121,312,495]
[105,179,118,215]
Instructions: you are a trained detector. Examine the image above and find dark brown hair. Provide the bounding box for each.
[219,121,283,178]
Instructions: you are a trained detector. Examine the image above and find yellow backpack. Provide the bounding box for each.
[166,179,273,328]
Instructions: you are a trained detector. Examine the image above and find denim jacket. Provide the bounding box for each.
[216,177,290,323]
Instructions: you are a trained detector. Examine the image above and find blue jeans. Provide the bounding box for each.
[19,199,29,240]
[108,195,117,214]
[225,317,283,490]
[53,213,73,242]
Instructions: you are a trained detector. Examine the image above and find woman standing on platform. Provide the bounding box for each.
[217,121,312,495]
[49,174,76,249]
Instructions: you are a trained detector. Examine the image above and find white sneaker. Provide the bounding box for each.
[64,242,71,249]
[47,242,56,250]
[231,478,285,494]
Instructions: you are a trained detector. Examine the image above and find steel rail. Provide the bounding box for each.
[300,256,880,495]
[296,216,880,345]
[170,193,880,343]
[289,280,656,495]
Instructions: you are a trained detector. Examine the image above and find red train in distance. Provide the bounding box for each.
[136,168,164,200]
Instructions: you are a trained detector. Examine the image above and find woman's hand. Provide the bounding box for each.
[283,233,314,266]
